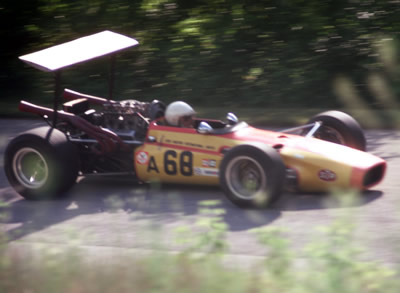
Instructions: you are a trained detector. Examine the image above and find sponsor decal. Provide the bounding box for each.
[136,151,149,165]
[194,167,219,177]
[202,159,217,168]
[318,169,336,182]
[204,169,219,176]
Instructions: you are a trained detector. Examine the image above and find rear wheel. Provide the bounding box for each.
[4,127,79,200]
[219,145,285,208]
[307,110,366,151]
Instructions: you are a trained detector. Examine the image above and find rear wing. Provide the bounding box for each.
[19,30,138,72]
[18,30,139,126]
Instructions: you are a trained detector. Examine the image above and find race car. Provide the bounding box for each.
[4,31,386,208]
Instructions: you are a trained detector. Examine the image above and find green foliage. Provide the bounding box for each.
[1,0,400,112]
[0,194,400,292]
[303,218,398,293]
[175,200,229,256]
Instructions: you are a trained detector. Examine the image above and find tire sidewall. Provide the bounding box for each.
[219,145,285,208]
[4,127,78,200]
[308,111,366,151]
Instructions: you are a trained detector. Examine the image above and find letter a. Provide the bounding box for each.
[147,156,159,173]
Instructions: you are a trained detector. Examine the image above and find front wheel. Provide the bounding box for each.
[219,144,286,208]
[4,127,79,200]
[307,110,366,151]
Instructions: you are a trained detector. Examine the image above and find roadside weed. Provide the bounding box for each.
[0,194,399,292]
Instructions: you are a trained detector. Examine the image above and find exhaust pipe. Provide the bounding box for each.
[19,100,126,154]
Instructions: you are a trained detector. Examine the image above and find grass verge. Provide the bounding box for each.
[0,196,399,293]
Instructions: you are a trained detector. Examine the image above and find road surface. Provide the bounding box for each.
[0,119,399,267]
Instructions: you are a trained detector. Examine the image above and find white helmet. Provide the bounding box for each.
[165,101,195,126]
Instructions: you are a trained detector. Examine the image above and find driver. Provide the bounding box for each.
[165,101,196,128]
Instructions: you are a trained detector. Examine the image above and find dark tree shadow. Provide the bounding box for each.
[0,175,383,241]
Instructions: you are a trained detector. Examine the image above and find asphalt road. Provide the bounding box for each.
[1,119,400,267]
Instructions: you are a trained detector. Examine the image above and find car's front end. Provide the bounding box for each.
[278,136,386,192]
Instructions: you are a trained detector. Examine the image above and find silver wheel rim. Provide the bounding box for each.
[12,147,49,189]
[225,156,267,200]
[315,126,345,145]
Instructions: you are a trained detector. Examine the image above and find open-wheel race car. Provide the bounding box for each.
[4,31,387,208]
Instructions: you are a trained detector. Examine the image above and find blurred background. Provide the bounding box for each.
[1,0,399,127]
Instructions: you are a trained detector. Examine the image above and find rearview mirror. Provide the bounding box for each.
[197,121,213,134]
[227,112,239,125]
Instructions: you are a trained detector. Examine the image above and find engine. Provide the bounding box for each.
[99,100,151,139]
[97,99,165,139]
[63,98,165,140]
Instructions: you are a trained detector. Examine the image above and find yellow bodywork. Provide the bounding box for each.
[134,127,231,185]
[134,122,384,192]
[279,147,353,191]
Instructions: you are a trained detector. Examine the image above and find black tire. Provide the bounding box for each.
[307,110,366,151]
[219,144,286,208]
[4,126,79,200]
